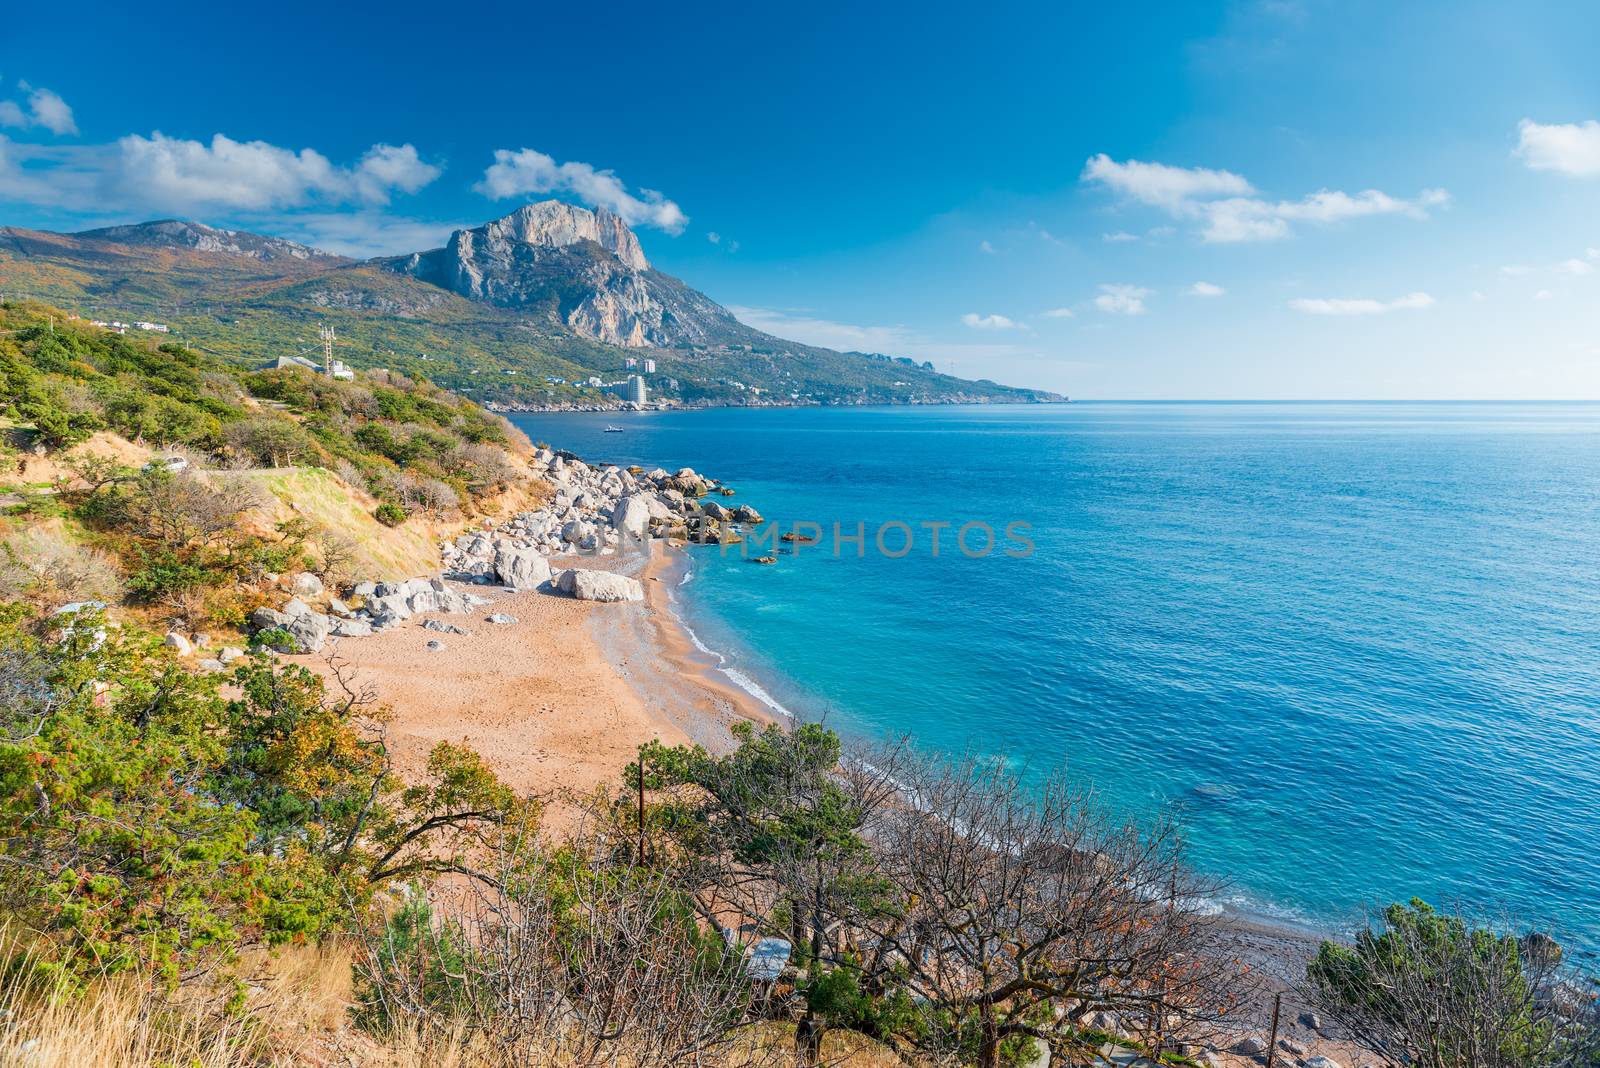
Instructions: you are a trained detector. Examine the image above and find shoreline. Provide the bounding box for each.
[297,527,1363,1061]
[627,545,1368,1060]
[584,539,778,752]
[632,537,1342,943]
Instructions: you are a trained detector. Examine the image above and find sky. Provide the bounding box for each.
[3,0,1599,399]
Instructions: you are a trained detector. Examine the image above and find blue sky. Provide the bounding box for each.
[4,0,1599,398]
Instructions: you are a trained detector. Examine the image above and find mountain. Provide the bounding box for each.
[380,202,756,349]
[74,219,346,263]
[0,204,1063,407]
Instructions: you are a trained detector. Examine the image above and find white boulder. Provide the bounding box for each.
[494,543,553,590]
[611,495,652,540]
[555,568,644,603]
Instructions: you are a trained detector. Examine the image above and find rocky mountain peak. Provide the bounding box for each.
[471,201,648,272]
[74,219,338,262]
[381,201,743,348]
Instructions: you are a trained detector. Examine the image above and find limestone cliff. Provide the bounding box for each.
[380,201,743,348]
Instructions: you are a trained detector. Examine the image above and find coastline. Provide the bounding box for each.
[299,521,1365,1062]
[585,538,778,751]
[631,546,1368,1062]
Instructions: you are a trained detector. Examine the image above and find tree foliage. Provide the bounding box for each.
[0,608,524,986]
[1307,900,1599,1068]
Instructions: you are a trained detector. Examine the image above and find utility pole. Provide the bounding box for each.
[319,323,336,374]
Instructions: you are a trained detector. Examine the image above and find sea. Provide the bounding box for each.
[508,402,1600,964]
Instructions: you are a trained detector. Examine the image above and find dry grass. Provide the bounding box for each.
[0,976,257,1068]
[0,946,917,1068]
[233,466,551,582]
[0,939,362,1068]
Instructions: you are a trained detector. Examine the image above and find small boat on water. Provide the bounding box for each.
[603,425,624,433]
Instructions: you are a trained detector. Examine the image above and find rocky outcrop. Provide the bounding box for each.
[493,543,553,590]
[611,495,652,541]
[250,598,333,652]
[555,568,644,603]
[378,201,745,348]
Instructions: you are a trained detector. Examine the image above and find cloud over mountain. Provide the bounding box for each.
[476,148,687,233]
[0,131,441,215]
[0,83,76,136]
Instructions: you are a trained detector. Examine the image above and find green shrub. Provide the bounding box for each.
[0,612,522,987]
[374,502,407,526]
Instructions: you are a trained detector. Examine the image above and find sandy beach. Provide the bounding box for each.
[305,541,770,820]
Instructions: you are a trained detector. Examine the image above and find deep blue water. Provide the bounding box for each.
[509,403,1600,961]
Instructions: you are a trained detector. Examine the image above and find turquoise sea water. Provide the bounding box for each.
[509,403,1600,962]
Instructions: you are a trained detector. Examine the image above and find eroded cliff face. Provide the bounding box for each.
[384,201,739,348]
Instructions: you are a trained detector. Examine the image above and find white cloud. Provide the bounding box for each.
[1102,230,1139,242]
[707,231,720,244]
[1187,281,1226,297]
[1198,188,1448,243]
[0,84,76,135]
[1534,289,1554,301]
[1289,292,1435,316]
[1556,257,1594,276]
[269,212,468,258]
[961,312,1024,330]
[1500,264,1532,276]
[476,147,686,232]
[1515,118,1600,177]
[1041,307,1075,319]
[0,129,443,237]
[1081,154,1253,211]
[979,239,996,254]
[351,143,440,204]
[114,133,440,211]
[1094,284,1150,315]
[1082,152,1447,243]
[729,306,919,354]
[730,305,1049,383]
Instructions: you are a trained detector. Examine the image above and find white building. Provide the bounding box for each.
[625,357,639,369]
[615,375,648,405]
[642,358,656,373]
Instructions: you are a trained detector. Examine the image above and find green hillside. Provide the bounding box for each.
[0,224,1061,407]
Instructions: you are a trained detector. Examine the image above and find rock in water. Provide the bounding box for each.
[494,542,552,590]
[555,569,645,603]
